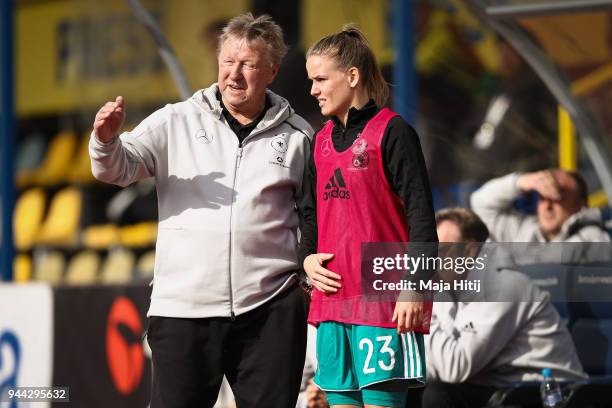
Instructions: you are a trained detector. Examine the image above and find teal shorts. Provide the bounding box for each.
[314,321,426,406]
[325,382,409,407]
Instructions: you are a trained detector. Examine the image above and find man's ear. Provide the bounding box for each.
[347,67,360,88]
[268,64,280,84]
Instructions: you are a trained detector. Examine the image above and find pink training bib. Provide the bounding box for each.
[308,108,432,333]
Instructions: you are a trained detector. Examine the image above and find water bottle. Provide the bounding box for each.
[540,368,563,407]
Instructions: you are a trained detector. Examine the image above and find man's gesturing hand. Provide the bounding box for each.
[94,96,126,143]
[303,253,341,294]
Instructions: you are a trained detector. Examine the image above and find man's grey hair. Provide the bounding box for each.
[218,12,287,66]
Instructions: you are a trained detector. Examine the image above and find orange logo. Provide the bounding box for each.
[106,297,144,395]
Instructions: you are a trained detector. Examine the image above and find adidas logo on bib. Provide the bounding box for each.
[323,168,350,200]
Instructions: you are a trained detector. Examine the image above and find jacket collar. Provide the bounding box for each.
[330,99,378,130]
[538,207,604,241]
[189,83,293,134]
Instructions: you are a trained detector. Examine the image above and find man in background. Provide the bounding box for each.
[471,169,610,243]
[421,208,586,408]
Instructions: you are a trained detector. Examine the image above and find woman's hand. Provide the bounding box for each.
[303,253,341,294]
[392,301,423,333]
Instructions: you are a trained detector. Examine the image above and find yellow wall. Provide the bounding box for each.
[17,0,246,116]
[301,0,392,65]
[520,13,612,68]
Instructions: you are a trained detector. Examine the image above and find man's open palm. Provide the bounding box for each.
[94,96,125,143]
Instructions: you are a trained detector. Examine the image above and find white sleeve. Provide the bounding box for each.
[89,106,168,187]
[470,173,531,241]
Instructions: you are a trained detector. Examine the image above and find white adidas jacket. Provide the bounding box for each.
[426,257,587,386]
[90,84,313,318]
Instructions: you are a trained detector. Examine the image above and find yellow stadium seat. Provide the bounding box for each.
[68,133,96,184]
[82,224,121,249]
[13,254,32,283]
[136,250,156,278]
[33,250,65,284]
[13,188,46,251]
[31,131,78,186]
[65,250,101,285]
[36,187,82,247]
[119,222,158,247]
[100,247,135,285]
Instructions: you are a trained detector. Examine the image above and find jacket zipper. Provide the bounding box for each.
[236,146,244,167]
[227,146,243,320]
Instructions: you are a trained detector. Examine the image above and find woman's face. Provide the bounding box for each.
[306,55,355,118]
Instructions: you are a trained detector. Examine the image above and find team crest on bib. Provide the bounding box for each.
[351,138,369,168]
[352,151,370,168]
[352,137,367,154]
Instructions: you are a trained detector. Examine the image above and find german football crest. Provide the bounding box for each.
[352,152,370,168]
[351,138,369,168]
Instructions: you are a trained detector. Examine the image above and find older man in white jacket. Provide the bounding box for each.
[422,208,586,408]
[90,13,312,408]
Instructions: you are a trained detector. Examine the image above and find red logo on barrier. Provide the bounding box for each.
[105,297,144,395]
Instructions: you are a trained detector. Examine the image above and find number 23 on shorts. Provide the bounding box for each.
[353,325,425,386]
